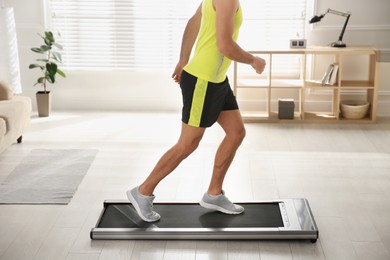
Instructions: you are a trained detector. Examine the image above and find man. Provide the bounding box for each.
[127,0,266,222]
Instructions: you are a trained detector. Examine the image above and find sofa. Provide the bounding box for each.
[0,81,32,154]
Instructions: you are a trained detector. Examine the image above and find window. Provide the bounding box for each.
[48,0,308,70]
[239,0,307,50]
[239,0,308,77]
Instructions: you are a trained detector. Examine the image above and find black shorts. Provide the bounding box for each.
[180,70,239,128]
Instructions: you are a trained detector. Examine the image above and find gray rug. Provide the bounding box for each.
[0,149,98,204]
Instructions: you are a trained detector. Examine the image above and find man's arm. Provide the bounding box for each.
[214,0,265,74]
[172,4,202,83]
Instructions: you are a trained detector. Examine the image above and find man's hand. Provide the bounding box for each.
[172,61,186,84]
[251,56,266,74]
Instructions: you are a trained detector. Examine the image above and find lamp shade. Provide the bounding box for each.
[0,7,22,94]
[309,15,324,24]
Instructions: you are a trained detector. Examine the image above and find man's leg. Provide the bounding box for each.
[127,122,205,222]
[199,109,246,214]
[208,109,246,195]
[139,122,206,196]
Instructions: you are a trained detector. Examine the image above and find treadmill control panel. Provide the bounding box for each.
[279,202,290,227]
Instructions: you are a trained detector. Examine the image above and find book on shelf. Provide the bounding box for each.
[321,63,339,86]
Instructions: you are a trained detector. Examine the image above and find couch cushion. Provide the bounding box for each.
[0,81,14,100]
[0,96,31,132]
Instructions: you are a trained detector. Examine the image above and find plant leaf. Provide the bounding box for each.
[47,75,55,84]
[53,42,63,50]
[46,63,58,84]
[40,45,51,52]
[57,68,66,78]
[45,31,55,42]
[29,64,44,70]
[46,62,58,74]
[46,70,55,84]
[31,47,44,53]
[44,38,52,46]
[34,77,45,86]
[52,52,62,63]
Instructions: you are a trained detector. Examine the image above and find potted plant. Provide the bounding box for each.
[29,31,66,117]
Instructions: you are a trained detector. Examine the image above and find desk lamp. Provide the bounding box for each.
[310,9,351,48]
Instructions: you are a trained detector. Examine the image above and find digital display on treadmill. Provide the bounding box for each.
[98,203,284,228]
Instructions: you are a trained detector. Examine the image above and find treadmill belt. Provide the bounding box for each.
[97,203,284,229]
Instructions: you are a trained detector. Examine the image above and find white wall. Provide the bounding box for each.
[5,0,390,115]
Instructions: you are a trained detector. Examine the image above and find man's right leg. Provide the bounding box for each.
[199,110,246,215]
[127,122,205,222]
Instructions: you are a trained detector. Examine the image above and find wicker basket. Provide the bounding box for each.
[340,100,370,119]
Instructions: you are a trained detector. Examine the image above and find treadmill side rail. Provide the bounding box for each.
[91,228,317,240]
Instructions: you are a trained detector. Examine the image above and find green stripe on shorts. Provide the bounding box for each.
[188,78,208,127]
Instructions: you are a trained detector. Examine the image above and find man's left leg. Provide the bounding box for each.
[200,109,246,214]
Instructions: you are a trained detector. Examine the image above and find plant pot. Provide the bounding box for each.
[36,91,51,117]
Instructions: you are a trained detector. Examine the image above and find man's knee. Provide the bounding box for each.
[177,136,202,159]
[238,126,246,141]
[228,126,246,146]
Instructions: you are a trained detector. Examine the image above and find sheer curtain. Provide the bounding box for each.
[48,0,308,71]
[0,6,22,93]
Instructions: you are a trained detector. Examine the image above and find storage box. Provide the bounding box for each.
[278,99,295,119]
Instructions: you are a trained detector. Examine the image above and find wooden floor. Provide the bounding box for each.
[1,112,390,260]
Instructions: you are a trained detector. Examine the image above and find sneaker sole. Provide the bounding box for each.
[199,200,244,215]
[126,190,160,222]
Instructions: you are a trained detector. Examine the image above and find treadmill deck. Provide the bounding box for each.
[91,198,318,241]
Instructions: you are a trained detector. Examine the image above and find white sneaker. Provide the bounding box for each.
[199,190,244,214]
[126,187,161,222]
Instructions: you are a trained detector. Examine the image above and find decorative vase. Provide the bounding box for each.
[36,91,51,117]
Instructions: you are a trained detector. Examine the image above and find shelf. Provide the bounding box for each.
[236,79,269,88]
[236,78,303,88]
[269,112,302,121]
[338,115,374,123]
[240,111,269,122]
[270,79,303,88]
[303,112,338,122]
[340,80,375,89]
[305,80,338,89]
[234,46,378,123]
[304,80,375,89]
[241,111,303,123]
[303,46,377,55]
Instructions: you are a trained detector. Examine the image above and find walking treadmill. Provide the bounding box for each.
[90,198,318,242]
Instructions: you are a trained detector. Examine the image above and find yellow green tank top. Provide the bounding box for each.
[184,0,243,83]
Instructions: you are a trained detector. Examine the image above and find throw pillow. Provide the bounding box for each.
[0,81,14,100]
